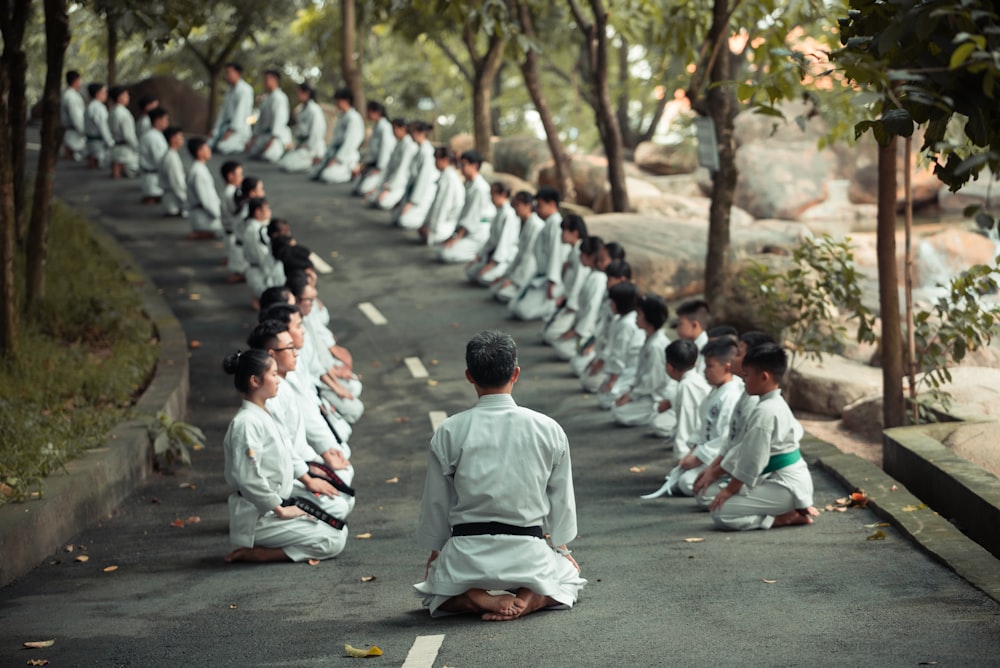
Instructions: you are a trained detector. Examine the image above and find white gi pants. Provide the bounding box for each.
[710,480,798,531]
[394,200,433,229]
[611,396,657,426]
[65,130,86,161]
[190,209,224,237]
[316,161,354,184]
[111,145,139,177]
[213,133,248,155]
[86,139,110,168]
[371,183,406,210]
[162,193,186,217]
[279,148,315,173]
[140,172,163,198]
[436,238,483,264]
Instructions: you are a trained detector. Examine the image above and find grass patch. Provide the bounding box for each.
[0,201,159,504]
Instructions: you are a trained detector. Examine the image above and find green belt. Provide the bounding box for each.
[762,449,802,474]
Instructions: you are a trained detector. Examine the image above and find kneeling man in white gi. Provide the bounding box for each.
[414,330,586,620]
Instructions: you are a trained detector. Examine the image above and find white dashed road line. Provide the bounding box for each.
[309,252,333,274]
[357,302,388,325]
[428,411,448,432]
[404,356,429,379]
[401,634,446,668]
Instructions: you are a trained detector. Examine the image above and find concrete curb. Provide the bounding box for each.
[802,436,1000,605]
[0,214,189,587]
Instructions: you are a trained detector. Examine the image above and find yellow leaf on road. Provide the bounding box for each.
[73,555,89,563]
[345,644,383,658]
[361,575,377,582]
[866,530,887,541]
[385,476,399,484]
[103,565,119,572]
[683,537,705,543]
[27,660,50,666]
[22,640,55,649]
[762,579,778,584]
[901,504,926,512]
[629,466,646,473]
[355,533,372,539]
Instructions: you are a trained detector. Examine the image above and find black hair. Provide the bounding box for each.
[87,83,104,98]
[163,126,183,143]
[222,349,271,393]
[391,117,407,129]
[535,185,561,205]
[490,181,511,198]
[186,137,207,158]
[743,342,788,378]
[512,190,534,207]
[433,146,455,163]
[148,107,169,125]
[264,69,281,81]
[247,319,288,351]
[220,160,242,181]
[271,234,295,262]
[66,70,81,86]
[108,85,125,101]
[236,177,262,209]
[267,218,292,239]
[247,197,269,219]
[138,94,157,109]
[608,281,639,315]
[676,299,711,329]
[604,241,626,262]
[605,260,632,280]
[225,62,243,74]
[259,286,293,313]
[366,100,386,115]
[460,149,484,167]
[285,270,309,300]
[702,337,738,364]
[739,330,776,350]
[466,330,518,389]
[259,302,301,325]
[639,294,669,329]
[298,82,316,100]
[560,214,588,242]
[408,120,432,134]
[580,236,605,257]
[281,245,315,274]
[665,339,699,373]
[708,325,739,339]
[333,87,354,104]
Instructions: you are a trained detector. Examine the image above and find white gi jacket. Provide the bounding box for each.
[186,161,221,218]
[324,106,365,168]
[424,166,465,243]
[670,368,713,455]
[690,377,745,465]
[212,78,254,146]
[159,148,187,210]
[60,87,86,154]
[365,116,395,170]
[455,174,497,244]
[505,212,545,288]
[253,88,292,147]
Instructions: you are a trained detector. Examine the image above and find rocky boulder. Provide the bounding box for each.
[492,135,552,183]
[634,141,698,176]
[489,171,535,196]
[127,76,208,136]
[733,99,829,148]
[538,154,610,209]
[732,141,835,219]
[785,354,883,417]
[448,132,475,155]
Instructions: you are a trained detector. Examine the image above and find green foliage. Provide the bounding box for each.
[0,202,158,506]
[148,411,203,469]
[912,258,1000,412]
[740,235,877,364]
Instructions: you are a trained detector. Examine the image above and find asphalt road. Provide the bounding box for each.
[1,148,999,667]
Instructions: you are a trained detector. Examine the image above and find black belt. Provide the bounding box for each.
[281,496,346,530]
[451,522,544,539]
[307,461,355,497]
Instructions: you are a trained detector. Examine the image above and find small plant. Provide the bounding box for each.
[148,411,204,469]
[740,234,877,365]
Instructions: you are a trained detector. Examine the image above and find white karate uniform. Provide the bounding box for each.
[267,379,355,520]
[355,116,396,195]
[108,104,139,176]
[210,78,254,154]
[464,200,520,284]
[553,269,608,361]
[509,212,567,320]
[298,326,364,425]
[611,328,673,424]
[695,392,761,508]
[84,99,114,167]
[302,310,363,399]
[541,241,585,343]
[159,148,187,216]
[571,296,614,376]
[221,183,248,273]
[436,174,497,263]
[60,87,86,160]
[223,400,346,561]
[315,106,365,183]
[186,161,223,236]
[710,389,814,530]
[421,165,464,243]
[280,100,328,173]
[656,368,712,454]
[394,139,438,228]
[693,331,709,374]
[413,393,586,616]
[491,212,544,303]
[662,377,744,497]
[247,87,292,162]
[371,134,417,209]
[592,311,645,402]
[138,127,168,198]
[137,114,151,137]
[242,217,282,298]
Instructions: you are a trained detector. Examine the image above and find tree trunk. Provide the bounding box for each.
[26,0,69,305]
[703,0,736,310]
[340,0,365,114]
[106,10,117,86]
[878,137,905,428]
[0,16,18,355]
[615,35,636,149]
[490,61,504,138]
[467,30,505,164]
[514,0,576,202]
[5,0,29,244]
[206,64,221,135]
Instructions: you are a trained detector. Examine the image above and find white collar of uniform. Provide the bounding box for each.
[476,393,516,408]
[758,388,782,402]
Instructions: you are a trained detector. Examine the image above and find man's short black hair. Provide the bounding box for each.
[460,149,484,167]
[466,330,518,389]
[259,302,300,325]
[66,70,81,86]
[702,337,738,364]
[333,87,354,104]
[247,319,288,350]
[186,137,207,158]
[87,83,104,98]
[264,69,281,81]
[535,186,561,205]
[608,281,638,315]
[148,107,169,124]
[708,325,738,340]
[666,339,699,372]
[743,342,788,378]
[259,286,293,313]
[639,294,669,329]
[225,62,243,74]
[163,126,183,142]
[605,260,632,280]
[676,299,711,329]
[740,330,776,350]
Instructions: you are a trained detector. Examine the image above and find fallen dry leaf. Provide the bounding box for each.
[179,482,197,489]
[835,497,849,506]
[189,340,201,349]
[824,504,835,512]
[426,379,439,387]
[866,530,887,541]
[430,359,439,366]
[103,565,119,572]
[22,640,55,649]
[762,579,778,584]
[74,555,89,563]
[683,537,705,543]
[27,660,50,666]
[629,466,647,473]
[832,507,847,513]
[307,559,321,566]
[186,516,201,524]
[355,533,372,540]
[901,504,926,512]
[188,293,201,301]
[192,443,205,451]
[345,644,383,658]
[64,544,75,553]
[384,476,399,484]
[229,604,237,609]
[864,522,891,528]
[392,417,410,424]
[890,484,898,492]
[170,519,186,528]
[361,575,377,582]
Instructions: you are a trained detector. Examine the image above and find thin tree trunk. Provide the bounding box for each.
[106,10,117,86]
[904,135,916,423]
[490,61,504,138]
[341,0,364,114]
[466,28,505,163]
[6,1,29,245]
[26,0,69,305]
[0,9,19,355]
[702,0,736,310]
[514,0,576,202]
[878,136,905,428]
[206,65,221,135]
[615,36,635,149]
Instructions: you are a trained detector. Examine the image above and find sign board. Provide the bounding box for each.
[694,117,720,172]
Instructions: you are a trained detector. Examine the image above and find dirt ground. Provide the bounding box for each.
[797,412,884,466]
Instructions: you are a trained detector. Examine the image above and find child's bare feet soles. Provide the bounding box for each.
[468,589,517,620]
[772,506,819,527]
[224,546,290,562]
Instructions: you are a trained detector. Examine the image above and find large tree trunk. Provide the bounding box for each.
[615,36,636,149]
[106,10,117,86]
[0,0,25,355]
[26,0,69,305]
[703,0,736,310]
[878,137,905,428]
[465,27,505,163]
[5,1,29,244]
[340,0,365,114]
[514,0,575,202]
[206,64,221,135]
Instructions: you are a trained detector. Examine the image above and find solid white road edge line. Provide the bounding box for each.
[428,411,448,432]
[404,356,429,379]
[401,634,446,668]
[357,302,388,325]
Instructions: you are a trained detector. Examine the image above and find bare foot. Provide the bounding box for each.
[467,589,517,619]
[772,507,818,527]
[224,546,290,562]
[511,588,559,618]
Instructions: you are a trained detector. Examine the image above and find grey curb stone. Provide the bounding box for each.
[0,214,189,587]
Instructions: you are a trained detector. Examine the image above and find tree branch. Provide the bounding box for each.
[433,37,473,84]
